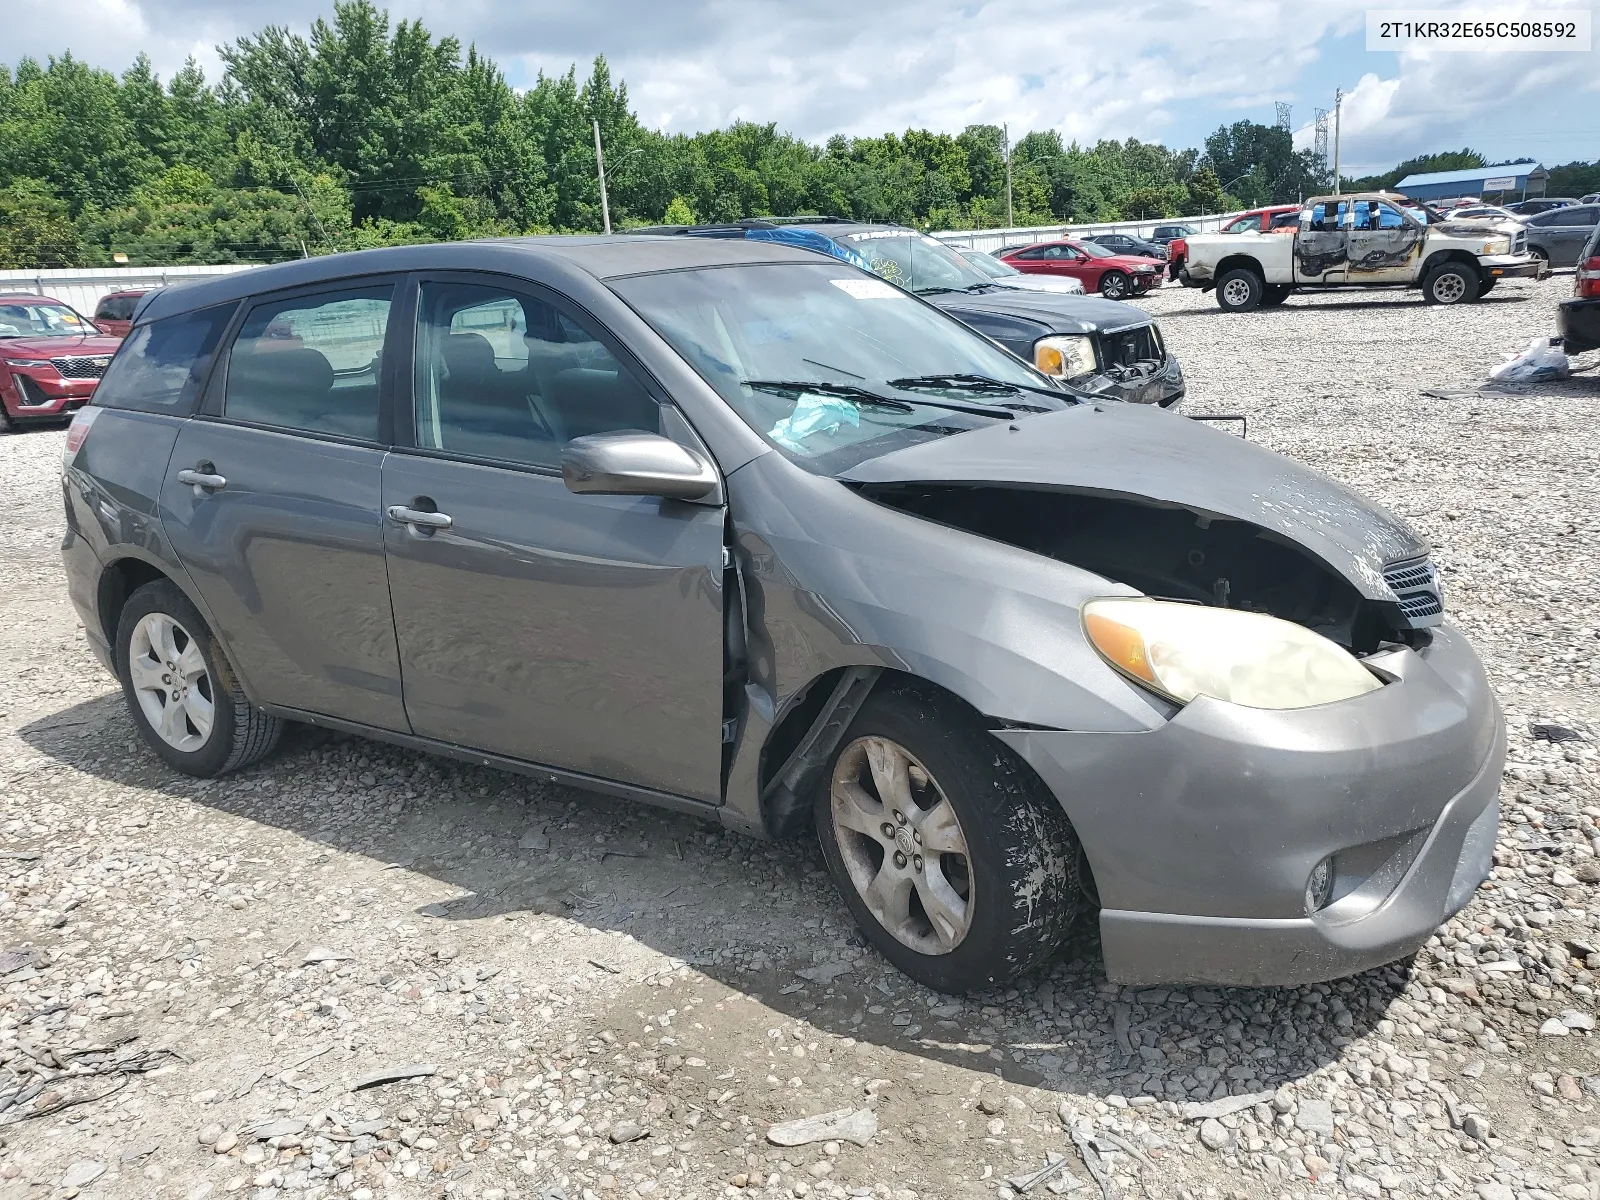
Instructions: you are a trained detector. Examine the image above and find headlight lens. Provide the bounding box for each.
[4,358,54,369]
[1034,335,1097,380]
[1082,598,1382,710]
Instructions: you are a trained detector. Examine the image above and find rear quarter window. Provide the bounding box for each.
[91,303,237,416]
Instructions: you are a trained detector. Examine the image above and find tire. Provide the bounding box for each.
[1215,268,1263,312]
[0,404,16,433]
[1098,270,1131,300]
[1261,284,1292,307]
[815,680,1081,993]
[1422,261,1479,306]
[1530,246,1550,265]
[115,579,282,777]
[1478,276,1497,296]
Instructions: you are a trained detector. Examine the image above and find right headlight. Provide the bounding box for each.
[1034,334,1097,380]
[1082,598,1382,710]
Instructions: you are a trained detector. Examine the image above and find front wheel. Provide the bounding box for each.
[815,681,1081,993]
[1099,270,1131,300]
[115,579,283,777]
[1216,268,1264,312]
[1422,261,1479,305]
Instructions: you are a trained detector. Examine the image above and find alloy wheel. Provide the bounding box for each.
[128,612,215,752]
[829,735,974,955]
[1101,273,1128,299]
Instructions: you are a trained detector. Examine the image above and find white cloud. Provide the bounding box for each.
[3,0,1595,171]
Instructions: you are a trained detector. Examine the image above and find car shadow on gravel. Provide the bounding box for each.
[21,691,1412,1105]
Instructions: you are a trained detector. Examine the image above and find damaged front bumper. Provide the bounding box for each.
[1478,253,1545,280]
[995,624,1504,986]
[1073,352,1185,408]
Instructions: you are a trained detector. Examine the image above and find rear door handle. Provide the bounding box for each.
[177,468,227,492]
[386,505,452,531]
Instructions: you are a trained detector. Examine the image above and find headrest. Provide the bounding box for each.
[229,346,334,395]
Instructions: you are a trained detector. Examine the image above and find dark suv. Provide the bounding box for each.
[629,218,1184,408]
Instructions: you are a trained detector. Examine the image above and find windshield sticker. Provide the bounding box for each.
[768,392,862,452]
[829,278,903,300]
[843,230,912,243]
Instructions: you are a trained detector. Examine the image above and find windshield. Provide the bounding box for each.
[837,230,996,294]
[610,263,1071,474]
[0,301,97,339]
[1075,241,1115,258]
[957,249,1019,279]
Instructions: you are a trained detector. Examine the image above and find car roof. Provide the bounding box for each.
[0,293,66,304]
[136,235,830,324]
[100,288,151,297]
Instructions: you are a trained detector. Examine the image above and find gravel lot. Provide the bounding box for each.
[2,271,1598,1200]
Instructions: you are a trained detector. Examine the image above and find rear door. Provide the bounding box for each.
[1294,201,1348,283]
[1536,206,1600,267]
[381,274,727,802]
[159,278,410,732]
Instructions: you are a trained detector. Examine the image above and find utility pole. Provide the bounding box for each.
[1332,88,1343,196]
[1004,123,1013,228]
[594,118,612,234]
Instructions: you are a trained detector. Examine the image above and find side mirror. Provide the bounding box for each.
[561,431,720,502]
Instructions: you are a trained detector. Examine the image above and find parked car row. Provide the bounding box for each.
[54,233,1502,995]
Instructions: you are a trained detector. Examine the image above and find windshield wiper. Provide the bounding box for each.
[742,379,1014,420]
[743,380,914,412]
[912,286,962,296]
[889,373,1073,407]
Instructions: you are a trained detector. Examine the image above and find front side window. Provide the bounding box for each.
[222,285,392,441]
[413,281,658,469]
[610,262,1070,475]
[92,303,235,416]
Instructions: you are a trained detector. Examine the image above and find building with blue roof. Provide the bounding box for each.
[1393,165,1549,202]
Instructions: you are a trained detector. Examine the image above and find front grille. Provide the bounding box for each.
[1384,556,1445,627]
[1097,325,1164,372]
[51,355,110,379]
[1513,230,1527,253]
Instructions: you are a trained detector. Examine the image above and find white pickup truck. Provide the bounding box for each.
[1178,193,1544,311]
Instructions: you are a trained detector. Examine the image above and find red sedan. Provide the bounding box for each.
[995,240,1164,300]
[0,295,122,431]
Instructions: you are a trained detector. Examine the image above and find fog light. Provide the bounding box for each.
[1306,856,1335,913]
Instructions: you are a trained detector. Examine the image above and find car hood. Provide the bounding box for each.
[0,333,121,359]
[840,402,1426,601]
[1097,254,1164,269]
[929,288,1152,335]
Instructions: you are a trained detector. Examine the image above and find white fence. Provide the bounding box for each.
[0,265,254,320]
[929,209,1251,252]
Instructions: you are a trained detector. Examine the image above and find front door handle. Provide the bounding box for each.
[177,467,227,492]
[386,504,452,531]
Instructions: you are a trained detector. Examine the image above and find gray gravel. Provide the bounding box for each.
[1,271,1598,1200]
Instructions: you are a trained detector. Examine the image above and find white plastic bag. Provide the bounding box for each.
[1489,336,1570,383]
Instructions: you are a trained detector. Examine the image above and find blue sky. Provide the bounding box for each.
[7,0,1597,175]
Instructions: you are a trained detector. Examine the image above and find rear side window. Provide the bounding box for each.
[90,303,236,416]
[222,285,392,442]
[96,295,137,321]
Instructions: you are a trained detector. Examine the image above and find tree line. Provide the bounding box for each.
[1,1,1595,270]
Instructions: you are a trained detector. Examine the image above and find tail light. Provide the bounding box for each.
[1578,255,1600,299]
[64,406,100,463]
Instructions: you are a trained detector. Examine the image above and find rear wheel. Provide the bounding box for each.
[115,580,283,777]
[1261,284,1292,307]
[1216,268,1264,312]
[1099,270,1131,300]
[815,681,1080,993]
[1422,261,1479,305]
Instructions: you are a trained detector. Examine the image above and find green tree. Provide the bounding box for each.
[0,179,84,267]
[662,195,695,224]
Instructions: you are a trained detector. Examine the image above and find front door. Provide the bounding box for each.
[381,277,727,802]
[1346,199,1424,283]
[160,280,410,731]
[1294,200,1349,284]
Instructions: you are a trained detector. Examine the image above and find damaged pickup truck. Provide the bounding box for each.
[64,236,1503,994]
[1181,192,1543,310]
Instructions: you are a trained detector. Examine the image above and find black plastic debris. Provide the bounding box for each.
[1531,723,1584,744]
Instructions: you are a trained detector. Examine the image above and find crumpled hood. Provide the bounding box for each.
[932,288,1153,335]
[841,402,1427,601]
[0,333,121,359]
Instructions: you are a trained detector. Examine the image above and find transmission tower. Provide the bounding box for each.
[1313,107,1330,175]
[1275,102,1292,132]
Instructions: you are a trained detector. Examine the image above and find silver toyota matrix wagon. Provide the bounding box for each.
[60,237,1504,994]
